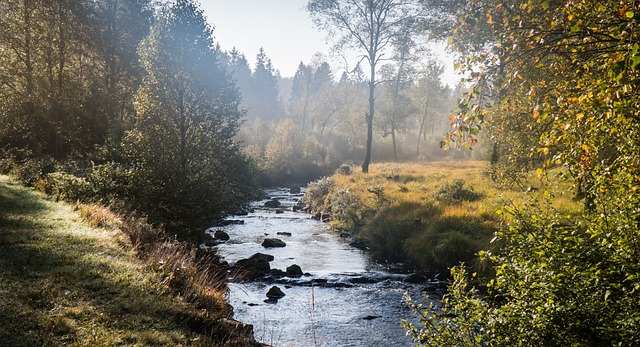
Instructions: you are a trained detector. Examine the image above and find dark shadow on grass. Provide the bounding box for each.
[0,179,228,346]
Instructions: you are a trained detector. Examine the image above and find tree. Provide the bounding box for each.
[377,32,420,161]
[410,60,450,158]
[92,0,153,134]
[289,62,314,132]
[251,47,282,122]
[307,0,425,172]
[0,0,106,158]
[408,0,640,345]
[125,0,256,239]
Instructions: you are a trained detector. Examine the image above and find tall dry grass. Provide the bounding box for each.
[75,203,253,344]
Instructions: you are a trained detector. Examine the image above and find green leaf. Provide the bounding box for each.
[625,10,634,18]
[541,1,549,10]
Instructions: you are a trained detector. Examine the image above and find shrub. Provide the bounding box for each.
[404,215,495,272]
[87,163,131,202]
[336,163,353,175]
[302,176,334,216]
[12,156,56,187]
[46,172,92,202]
[328,188,364,231]
[435,179,481,203]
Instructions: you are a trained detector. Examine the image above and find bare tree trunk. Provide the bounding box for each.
[416,100,428,156]
[362,66,375,173]
[391,123,398,161]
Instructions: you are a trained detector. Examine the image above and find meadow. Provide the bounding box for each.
[304,161,582,274]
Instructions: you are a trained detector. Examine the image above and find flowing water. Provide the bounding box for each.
[208,188,443,347]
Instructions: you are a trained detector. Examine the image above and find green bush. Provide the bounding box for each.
[405,215,493,272]
[12,157,57,187]
[47,172,92,202]
[362,202,440,262]
[87,163,132,202]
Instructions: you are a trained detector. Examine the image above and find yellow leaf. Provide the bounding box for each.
[576,113,584,119]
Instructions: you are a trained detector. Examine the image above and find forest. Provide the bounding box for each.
[0,0,639,346]
[0,0,469,238]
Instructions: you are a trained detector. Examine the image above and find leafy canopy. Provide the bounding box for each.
[408,1,640,346]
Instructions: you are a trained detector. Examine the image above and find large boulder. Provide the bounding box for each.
[286,264,303,277]
[235,258,270,275]
[233,252,275,278]
[262,238,286,248]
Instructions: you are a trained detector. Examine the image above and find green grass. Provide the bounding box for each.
[0,175,247,346]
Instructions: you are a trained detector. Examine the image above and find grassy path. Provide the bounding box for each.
[0,175,230,346]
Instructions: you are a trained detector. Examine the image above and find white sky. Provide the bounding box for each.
[199,0,460,87]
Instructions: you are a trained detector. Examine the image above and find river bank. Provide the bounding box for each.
[0,175,259,346]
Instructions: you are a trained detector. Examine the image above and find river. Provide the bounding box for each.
[207,188,444,347]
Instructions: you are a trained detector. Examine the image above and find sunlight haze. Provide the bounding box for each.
[201,0,328,77]
[200,0,460,86]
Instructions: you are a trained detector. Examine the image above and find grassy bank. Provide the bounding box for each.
[304,161,580,274]
[0,175,256,346]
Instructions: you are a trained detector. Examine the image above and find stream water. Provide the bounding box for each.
[207,188,444,347]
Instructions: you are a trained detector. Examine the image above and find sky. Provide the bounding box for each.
[200,0,460,87]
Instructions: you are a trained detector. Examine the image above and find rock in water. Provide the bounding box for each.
[266,286,286,299]
[214,230,230,241]
[404,273,426,283]
[249,253,275,262]
[349,240,368,250]
[263,199,281,208]
[234,258,271,276]
[286,264,303,277]
[262,238,286,248]
[289,186,301,194]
